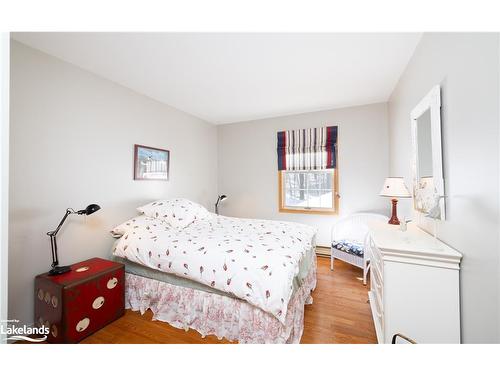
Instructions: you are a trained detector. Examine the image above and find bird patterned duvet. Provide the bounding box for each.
[111,213,316,323]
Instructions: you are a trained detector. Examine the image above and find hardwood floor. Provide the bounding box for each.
[81,256,377,344]
[301,257,377,344]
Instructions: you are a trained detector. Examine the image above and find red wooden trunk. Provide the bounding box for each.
[35,257,125,343]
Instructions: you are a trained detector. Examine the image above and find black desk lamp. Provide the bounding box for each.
[214,195,227,215]
[46,204,101,276]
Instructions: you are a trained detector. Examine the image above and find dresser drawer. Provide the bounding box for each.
[369,289,384,337]
[371,263,384,303]
[368,236,381,261]
[371,248,384,282]
[374,295,384,330]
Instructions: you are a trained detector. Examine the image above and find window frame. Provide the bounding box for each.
[278,168,339,215]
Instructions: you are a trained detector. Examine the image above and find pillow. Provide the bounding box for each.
[137,198,210,228]
[110,215,161,238]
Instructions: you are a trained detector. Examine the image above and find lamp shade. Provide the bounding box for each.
[83,204,101,215]
[380,177,411,198]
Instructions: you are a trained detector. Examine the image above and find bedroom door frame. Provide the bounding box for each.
[0,32,9,343]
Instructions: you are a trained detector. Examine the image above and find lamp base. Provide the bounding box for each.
[388,198,400,225]
[388,217,400,225]
[48,265,71,276]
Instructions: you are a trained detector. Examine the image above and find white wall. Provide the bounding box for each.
[9,41,218,325]
[0,33,9,342]
[498,35,500,343]
[217,103,389,246]
[388,33,500,343]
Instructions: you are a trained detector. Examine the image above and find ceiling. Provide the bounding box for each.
[12,33,421,125]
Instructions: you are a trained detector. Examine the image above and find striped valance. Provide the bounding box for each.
[277,126,337,171]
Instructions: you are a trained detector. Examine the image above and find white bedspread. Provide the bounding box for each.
[111,214,316,323]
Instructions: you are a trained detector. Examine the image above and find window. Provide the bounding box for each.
[276,125,338,214]
[279,169,338,214]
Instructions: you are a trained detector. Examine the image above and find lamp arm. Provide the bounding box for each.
[46,208,75,268]
[50,234,58,268]
[46,208,75,237]
[214,196,222,215]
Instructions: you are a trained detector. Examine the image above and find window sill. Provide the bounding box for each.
[278,208,338,215]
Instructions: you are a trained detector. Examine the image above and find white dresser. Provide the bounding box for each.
[367,222,462,344]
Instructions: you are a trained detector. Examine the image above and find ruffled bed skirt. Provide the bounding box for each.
[125,259,317,344]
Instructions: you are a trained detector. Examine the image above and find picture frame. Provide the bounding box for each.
[133,144,170,180]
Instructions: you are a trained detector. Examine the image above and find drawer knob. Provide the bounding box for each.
[92,296,105,309]
[51,324,58,338]
[107,277,118,289]
[76,318,90,332]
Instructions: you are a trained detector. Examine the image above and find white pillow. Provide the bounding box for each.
[137,198,209,228]
[110,215,162,238]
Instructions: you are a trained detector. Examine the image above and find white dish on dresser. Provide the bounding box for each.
[367,222,462,344]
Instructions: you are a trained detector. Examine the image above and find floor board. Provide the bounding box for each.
[81,256,377,344]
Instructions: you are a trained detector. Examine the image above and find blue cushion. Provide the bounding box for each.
[332,240,364,257]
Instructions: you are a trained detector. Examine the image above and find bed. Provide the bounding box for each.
[110,198,317,343]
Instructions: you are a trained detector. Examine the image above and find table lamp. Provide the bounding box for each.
[46,204,101,276]
[380,178,411,225]
[214,195,227,215]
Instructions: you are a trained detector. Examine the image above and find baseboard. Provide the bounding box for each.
[315,246,331,258]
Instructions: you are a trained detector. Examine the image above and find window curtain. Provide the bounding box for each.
[277,126,337,171]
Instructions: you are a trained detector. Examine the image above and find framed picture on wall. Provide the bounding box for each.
[134,144,170,180]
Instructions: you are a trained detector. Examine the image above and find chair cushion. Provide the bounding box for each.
[332,240,364,257]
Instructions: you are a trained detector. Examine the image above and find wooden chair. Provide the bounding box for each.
[330,213,388,285]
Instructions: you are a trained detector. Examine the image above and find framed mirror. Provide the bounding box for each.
[410,85,445,220]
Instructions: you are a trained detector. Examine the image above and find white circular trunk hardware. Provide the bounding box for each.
[44,291,51,304]
[107,277,118,289]
[51,296,58,308]
[51,324,58,338]
[92,296,105,309]
[75,266,90,273]
[37,289,44,300]
[76,318,90,332]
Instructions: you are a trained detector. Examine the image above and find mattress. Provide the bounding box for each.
[111,242,316,301]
